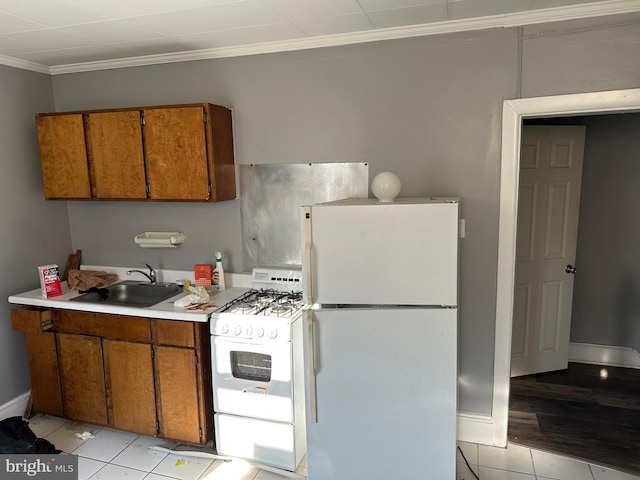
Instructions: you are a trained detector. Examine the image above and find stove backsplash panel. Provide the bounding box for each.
[239,163,368,271]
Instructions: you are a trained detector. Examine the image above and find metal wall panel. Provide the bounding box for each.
[240,163,368,271]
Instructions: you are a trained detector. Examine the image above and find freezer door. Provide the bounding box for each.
[306,200,458,305]
[304,307,457,480]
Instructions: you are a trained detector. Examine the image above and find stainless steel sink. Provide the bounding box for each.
[69,280,182,308]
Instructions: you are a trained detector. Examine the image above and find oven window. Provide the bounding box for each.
[231,351,272,382]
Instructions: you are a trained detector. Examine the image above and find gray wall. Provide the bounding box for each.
[520,14,640,97]
[0,65,72,406]
[570,113,640,352]
[10,13,639,415]
[54,28,518,413]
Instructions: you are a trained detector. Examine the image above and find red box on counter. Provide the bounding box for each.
[194,264,213,287]
[38,264,62,298]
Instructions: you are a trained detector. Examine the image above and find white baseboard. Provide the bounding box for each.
[0,391,30,420]
[569,342,640,369]
[458,412,497,446]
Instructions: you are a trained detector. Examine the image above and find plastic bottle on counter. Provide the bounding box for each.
[214,251,226,291]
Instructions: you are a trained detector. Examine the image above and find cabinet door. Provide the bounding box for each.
[86,111,147,199]
[57,333,108,425]
[207,104,236,202]
[24,332,63,416]
[36,114,91,199]
[103,340,157,436]
[143,107,210,200]
[155,346,202,443]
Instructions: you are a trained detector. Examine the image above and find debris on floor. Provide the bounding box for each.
[75,431,94,441]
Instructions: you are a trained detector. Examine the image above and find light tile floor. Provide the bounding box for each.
[457,441,640,480]
[26,414,640,480]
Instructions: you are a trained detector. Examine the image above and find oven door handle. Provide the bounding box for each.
[305,308,318,424]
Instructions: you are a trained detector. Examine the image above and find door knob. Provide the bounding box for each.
[565,264,576,274]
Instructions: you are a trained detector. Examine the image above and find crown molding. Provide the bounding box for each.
[1,0,638,75]
[0,54,49,74]
[503,0,640,26]
[48,15,507,75]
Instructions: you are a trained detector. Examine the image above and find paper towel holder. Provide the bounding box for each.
[134,232,185,248]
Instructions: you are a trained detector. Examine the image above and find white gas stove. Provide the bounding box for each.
[209,266,306,472]
[210,267,303,341]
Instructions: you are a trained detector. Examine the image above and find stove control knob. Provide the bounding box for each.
[245,326,253,336]
[218,323,229,335]
[269,328,278,339]
[233,325,242,336]
[257,327,265,338]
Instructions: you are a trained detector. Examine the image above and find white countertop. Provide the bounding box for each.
[8,265,252,323]
[8,286,249,322]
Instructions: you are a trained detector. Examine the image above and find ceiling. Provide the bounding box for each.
[0,0,638,74]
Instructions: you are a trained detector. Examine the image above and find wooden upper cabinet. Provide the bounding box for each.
[86,111,147,199]
[143,106,210,200]
[207,105,236,202]
[34,103,236,202]
[36,114,91,199]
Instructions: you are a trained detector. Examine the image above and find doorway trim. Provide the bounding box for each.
[491,88,640,447]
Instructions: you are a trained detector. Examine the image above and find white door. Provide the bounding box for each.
[511,125,586,377]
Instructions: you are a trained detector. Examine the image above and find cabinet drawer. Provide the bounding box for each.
[54,310,151,343]
[11,308,54,333]
[152,319,195,347]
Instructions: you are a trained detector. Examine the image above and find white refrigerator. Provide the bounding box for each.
[301,197,459,480]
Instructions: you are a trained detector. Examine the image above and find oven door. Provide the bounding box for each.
[212,336,293,423]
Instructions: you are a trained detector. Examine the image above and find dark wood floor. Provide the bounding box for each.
[508,362,640,475]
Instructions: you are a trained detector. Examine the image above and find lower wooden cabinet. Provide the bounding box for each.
[11,308,212,445]
[104,339,157,436]
[23,332,63,417]
[57,333,108,425]
[155,346,201,443]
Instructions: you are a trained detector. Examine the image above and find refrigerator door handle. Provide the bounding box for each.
[302,205,313,306]
[305,308,318,423]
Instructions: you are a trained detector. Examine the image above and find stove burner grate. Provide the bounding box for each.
[219,288,303,317]
[265,303,294,316]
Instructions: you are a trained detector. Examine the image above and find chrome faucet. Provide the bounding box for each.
[126,262,157,284]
